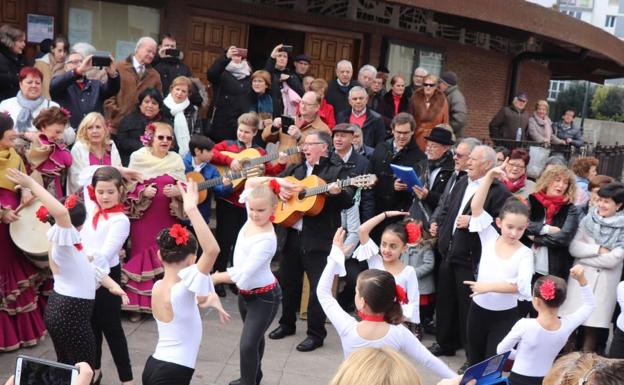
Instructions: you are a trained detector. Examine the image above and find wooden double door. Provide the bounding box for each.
[184,16,359,83]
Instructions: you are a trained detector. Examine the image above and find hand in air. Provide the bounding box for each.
[332,227,355,256]
[569,265,587,286]
[488,157,508,180]
[385,210,409,218]
[199,293,231,324]
[178,180,198,212]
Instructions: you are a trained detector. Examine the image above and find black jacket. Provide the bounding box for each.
[343,148,375,222]
[50,70,121,128]
[436,176,511,270]
[114,111,173,166]
[526,194,579,280]
[264,57,304,117]
[207,55,251,143]
[418,152,456,214]
[162,104,202,136]
[326,79,360,121]
[280,153,354,253]
[0,45,25,103]
[336,108,386,149]
[368,138,426,214]
[377,91,410,131]
[153,56,203,107]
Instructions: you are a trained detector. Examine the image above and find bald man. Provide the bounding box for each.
[104,36,162,131]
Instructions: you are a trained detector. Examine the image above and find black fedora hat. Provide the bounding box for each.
[424,125,455,145]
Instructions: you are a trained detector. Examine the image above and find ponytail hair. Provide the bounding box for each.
[357,269,403,325]
[533,275,567,308]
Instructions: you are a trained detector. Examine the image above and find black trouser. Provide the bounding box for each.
[215,199,247,272]
[337,258,368,311]
[278,229,328,341]
[435,260,473,351]
[466,301,518,365]
[142,355,194,385]
[45,292,95,368]
[92,264,133,381]
[238,286,282,385]
[610,327,624,358]
[509,372,543,385]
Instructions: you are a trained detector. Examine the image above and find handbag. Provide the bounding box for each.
[526,146,550,179]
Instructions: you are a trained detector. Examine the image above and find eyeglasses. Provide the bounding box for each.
[507,162,526,170]
[157,135,173,142]
[394,131,412,137]
[423,83,436,87]
[300,101,319,107]
[454,152,469,159]
[65,60,81,65]
[302,142,324,147]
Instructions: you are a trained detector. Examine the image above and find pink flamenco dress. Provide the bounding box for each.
[122,147,186,313]
[25,134,72,199]
[0,148,47,351]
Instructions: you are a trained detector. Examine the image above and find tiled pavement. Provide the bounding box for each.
[0,293,465,385]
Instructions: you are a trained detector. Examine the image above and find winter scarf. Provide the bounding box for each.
[504,174,527,193]
[581,207,624,250]
[532,190,568,224]
[16,91,45,132]
[225,60,251,80]
[164,94,191,156]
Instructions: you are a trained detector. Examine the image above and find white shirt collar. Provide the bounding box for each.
[337,79,350,87]
[338,147,353,162]
[351,108,367,118]
[132,56,144,72]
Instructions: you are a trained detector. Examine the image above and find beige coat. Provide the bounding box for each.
[262,115,330,165]
[34,53,64,100]
[103,56,162,131]
[560,226,624,328]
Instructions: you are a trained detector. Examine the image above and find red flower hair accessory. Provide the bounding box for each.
[87,185,97,202]
[64,194,78,209]
[140,123,156,146]
[395,285,408,304]
[539,279,556,301]
[59,107,71,118]
[404,221,421,244]
[169,224,190,245]
[36,205,49,223]
[268,179,281,195]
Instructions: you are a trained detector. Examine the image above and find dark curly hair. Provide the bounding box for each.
[156,226,198,263]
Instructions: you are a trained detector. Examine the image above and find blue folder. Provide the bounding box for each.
[390,164,423,189]
[460,351,511,385]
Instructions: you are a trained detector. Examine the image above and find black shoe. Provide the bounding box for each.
[228,370,262,385]
[228,380,241,385]
[423,320,437,335]
[268,325,295,340]
[296,337,323,352]
[457,361,470,375]
[215,284,226,298]
[427,342,456,357]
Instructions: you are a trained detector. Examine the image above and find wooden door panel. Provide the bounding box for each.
[1,0,21,25]
[305,33,356,81]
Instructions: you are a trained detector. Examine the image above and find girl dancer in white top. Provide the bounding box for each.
[212,177,297,385]
[80,166,134,385]
[497,265,595,385]
[318,227,456,379]
[142,179,230,385]
[463,159,534,365]
[6,169,127,374]
[353,211,421,326]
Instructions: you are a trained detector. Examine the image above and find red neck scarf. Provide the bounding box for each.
[392,93,402,116]
[88,185,125,229]
[358,311,385,322]
[532,191,568,224]
[503,174,527,193]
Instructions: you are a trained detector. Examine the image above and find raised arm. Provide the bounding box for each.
[359,211,408,244]
[471,158,507,217]
[178,180,219,275]
[7,169,72,228]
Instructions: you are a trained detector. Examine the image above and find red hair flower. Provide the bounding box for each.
[395,285,408,304]
[36,205,49,223]
[64,194,78,209]
[87,185,97,202]
[169,224,190,245]
[60,107,71,118]
[268,179,281,195]
[404,222,421,244]
[140,123,156,145]
[539,279,556,301]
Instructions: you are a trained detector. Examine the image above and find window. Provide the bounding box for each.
[562,9,583,19]
[558,0,593,8]
[548,80,568,101]
[385,41,443,79]
[605,15,616,28]
[67,0,160,60]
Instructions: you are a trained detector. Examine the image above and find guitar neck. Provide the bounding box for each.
[198,169,246,190]
[247,147,299,167]
[303,177,353,198]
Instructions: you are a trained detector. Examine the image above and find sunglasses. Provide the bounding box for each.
[423,83,436,87]
[157,135,173,142]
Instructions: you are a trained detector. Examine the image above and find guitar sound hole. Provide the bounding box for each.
[297,191,306,200]
[240,159,250,168]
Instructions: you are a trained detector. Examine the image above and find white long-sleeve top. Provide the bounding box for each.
[48,224,105,299]
[152,265,214,369]
[617,281,624,332]
[317,246,455,379]
[469,211,534,310]
[496,284,595,377]
[227,189,277,290]
[353,239,420,323]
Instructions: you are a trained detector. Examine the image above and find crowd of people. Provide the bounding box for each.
[0,23,623,385]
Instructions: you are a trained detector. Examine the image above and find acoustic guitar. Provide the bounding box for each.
[186,166,262,204]
[273,174,377,227]
[216,146,300,189]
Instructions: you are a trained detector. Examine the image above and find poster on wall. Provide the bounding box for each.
[27,14,54,43]
[68,8,93,44]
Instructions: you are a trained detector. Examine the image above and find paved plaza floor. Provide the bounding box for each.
[0,293,465,385]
